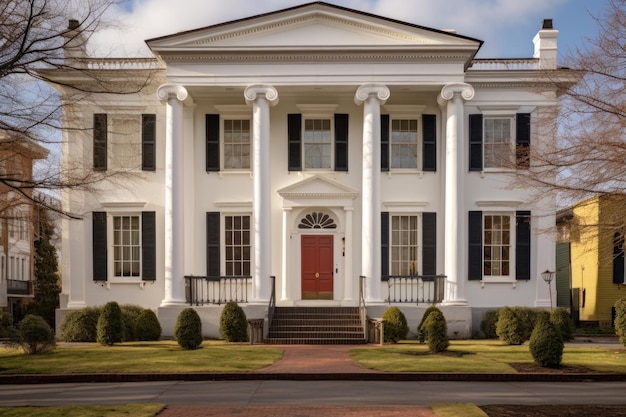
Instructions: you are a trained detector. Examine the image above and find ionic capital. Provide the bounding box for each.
[244,84,279,106]
[156,84,189,102]
[440,83,475,102]
[354,84,390,105]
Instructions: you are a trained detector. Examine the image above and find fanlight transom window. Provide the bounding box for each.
[298,212,337,229]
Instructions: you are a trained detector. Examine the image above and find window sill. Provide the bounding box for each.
[217,170,252,179]
[97,280,151,289]
[480,279,517,289]
[385,170,424,179]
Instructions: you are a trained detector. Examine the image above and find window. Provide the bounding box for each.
[223,119,251,170]
[484,117,514,169]
[483,214,511,277]
[0,255,4,281]
[391,215,418,276]
[381,212,436,280]
[303,119,332,169]
[224,215,251,276]
[390,119,418,169]
[92,211,156,282]
[93,113,107,170]
[469,113,531,171]
[113,215,141,277]
[94,113,156,171]
[111,115,141,170]
[613,232,625,284]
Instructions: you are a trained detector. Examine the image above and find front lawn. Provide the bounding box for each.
[0,341,282,374]
[0,403,165,417]
[349,340,626,373]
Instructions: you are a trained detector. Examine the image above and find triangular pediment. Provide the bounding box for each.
[147,2,481,53]
[277,175,358,200]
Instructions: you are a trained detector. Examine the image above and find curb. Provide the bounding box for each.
[2,372,626,384]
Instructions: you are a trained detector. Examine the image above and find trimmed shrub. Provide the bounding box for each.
[97,302,124,346]
[550,308,574,342]
[423,308,449,353]
[120,304,144,342]
[417,306,440,344]
[529,315,563,368]
[511,307,537,342]
[496,306,526,345]
[60,306,102,342]
[382,306,409,343]
[0,312,18,340]
[615,298,626,346]
[175,308,202,350]
[134,309,162,341]
[480,310,499,339]
[219,302,249,342]
[17,314,56,354]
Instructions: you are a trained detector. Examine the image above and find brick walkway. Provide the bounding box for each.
[158,345,437,417]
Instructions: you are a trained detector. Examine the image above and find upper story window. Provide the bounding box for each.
[381,107,436,172]
[303,118,332,169]
[390,119,418,169]
[206,107,253,172]
[469,112,531,172]
[223,119,251,170]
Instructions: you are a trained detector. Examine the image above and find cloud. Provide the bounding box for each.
[88,0,569,58]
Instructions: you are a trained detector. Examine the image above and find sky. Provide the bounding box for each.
[88,0,610,61]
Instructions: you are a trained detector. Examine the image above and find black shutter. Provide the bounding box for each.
[288,114,302,171]
[469,114,483,171]
[206,212,220,278]
[613,233,625,284]
[380,114,390,172]
[516,211,531,280]
[334,113,349,171]
[381,211,389,281]
[422,212,436,275]
[422,114,437,172]
[468,211,483,280]
[92,211,107,281]
[93,114,107,171]
[516,113,531,169]
[141,114,156,171]
[141,211,156,281]
[206,114,220,172]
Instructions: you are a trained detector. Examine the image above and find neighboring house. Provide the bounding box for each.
[556,195,626,327]
[0,131,49,322]
[44,2,576,338]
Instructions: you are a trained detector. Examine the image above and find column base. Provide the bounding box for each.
[159,298,188,308]
[441,298,469,306]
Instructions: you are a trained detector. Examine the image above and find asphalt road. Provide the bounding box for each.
[1,380,626,407]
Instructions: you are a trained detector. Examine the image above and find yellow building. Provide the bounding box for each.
[558,195,626,327]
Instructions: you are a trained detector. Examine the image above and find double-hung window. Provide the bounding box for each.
[483,214,511,278]
[113,215,141,277]
[483,117,514,169]
[205,107,252,172]
[390,119,418,169]
[390,215,419,276]
[381,109,437,172]
[223,119,251,170]
[303,118,332,169]
[224,215,251,276]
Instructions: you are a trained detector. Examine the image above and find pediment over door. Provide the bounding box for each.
[277,175,358,207]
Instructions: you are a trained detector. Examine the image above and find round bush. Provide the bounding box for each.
[529,316,564,368]
[97,301,124,346]
[120,304,144,342]
[0,312,17,340]
[615,298,626,346]
[17,314,56,354]
[382,306,409,344]
[134,309,162,341]
[496,306,526,345]
[550,307,574,342]
[60,306,102,342]
[480,310,499,339]
[219,302,248,342]
[512,307,538,342]
[417,306,440,344]
[423,308,449,353]
[175,308,202,350]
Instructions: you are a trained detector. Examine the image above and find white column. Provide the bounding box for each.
[439,83,474,305]
[281,207,291,302]
[245,85,279,302]
[343,207,354,302]
[355,84,390,302]
[157,84,188,307]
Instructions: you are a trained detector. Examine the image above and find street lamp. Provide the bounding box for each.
[541,269,555,310]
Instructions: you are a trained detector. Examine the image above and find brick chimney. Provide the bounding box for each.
[533,19,559,69]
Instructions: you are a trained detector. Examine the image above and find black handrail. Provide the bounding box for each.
[359,275,367,340]
[268,275,276,330]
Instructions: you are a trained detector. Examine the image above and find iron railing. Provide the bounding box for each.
[359,275,367,340]
[7,279,32,296]
[184,275,252,305]
[268,275,276,329]
[385,275,446,305]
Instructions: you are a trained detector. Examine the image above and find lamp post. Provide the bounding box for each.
[541,269,555,310]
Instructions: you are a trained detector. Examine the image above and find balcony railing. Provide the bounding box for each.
[7,279,32,296]
[184,275,252,305]
[385,275,446,305]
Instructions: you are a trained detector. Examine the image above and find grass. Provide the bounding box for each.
[349,340,626,373]
[0,403,165,417]
[431,403,489,417]
[0,341,282,374]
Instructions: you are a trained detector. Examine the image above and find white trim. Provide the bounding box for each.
[101,202,147,210]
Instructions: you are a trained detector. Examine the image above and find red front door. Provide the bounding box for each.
[301,235,334,300]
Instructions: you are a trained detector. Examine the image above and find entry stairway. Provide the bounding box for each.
[265,306,367,344]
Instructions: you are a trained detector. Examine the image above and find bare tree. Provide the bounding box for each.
[0,0,159,218]
[519,0,626,236]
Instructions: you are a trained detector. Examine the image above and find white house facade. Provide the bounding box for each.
[49,2,571,339]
